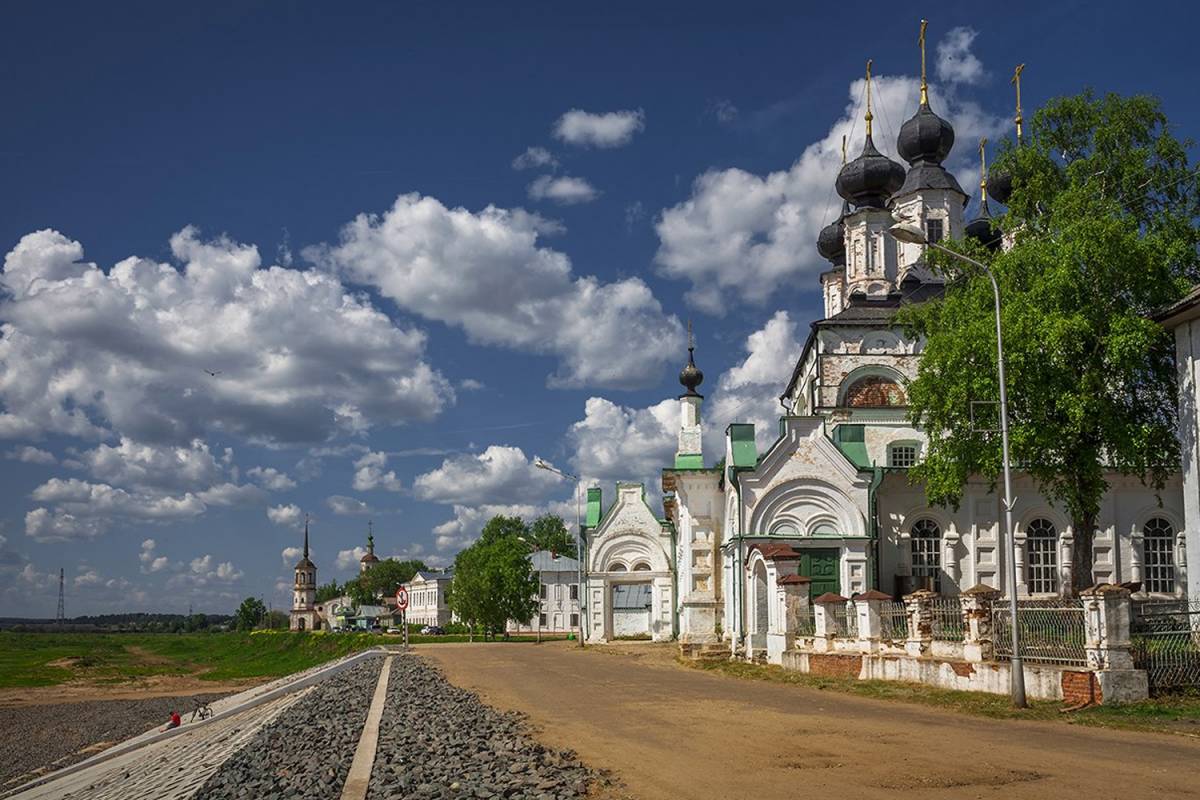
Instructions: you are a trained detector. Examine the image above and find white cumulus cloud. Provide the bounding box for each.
[326,495,373,516]
[512,146,558,170]
[247,466,297,491]
[553,109,645,148]
[267,503,304,528]
[352,451,403,492]
[314,194,683,389]
[5,446,55,465]
[336,546,368,570]
[527,175,599,205]
[414,445,561,506]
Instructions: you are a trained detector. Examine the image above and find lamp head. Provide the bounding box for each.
[889,222,928,245]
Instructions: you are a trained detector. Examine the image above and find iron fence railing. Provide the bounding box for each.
[1132,596,1200,694]
[795,604,816,637]
[993,598,1087,666]
[829,602,857,637]
[880,601,909,642]
[931,597,965,642]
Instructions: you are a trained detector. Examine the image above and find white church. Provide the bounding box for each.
[583,47,1187,652]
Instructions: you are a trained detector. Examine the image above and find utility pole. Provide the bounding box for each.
[56,568,65,626]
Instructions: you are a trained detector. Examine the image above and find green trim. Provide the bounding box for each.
[728,423,757,468]
[585,487,602,528]
[674,453,704,469]
[831,423,871,469]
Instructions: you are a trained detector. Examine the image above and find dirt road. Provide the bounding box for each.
[422,642,1199,800]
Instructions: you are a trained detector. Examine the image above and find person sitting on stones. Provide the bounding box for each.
[161,710,181,731]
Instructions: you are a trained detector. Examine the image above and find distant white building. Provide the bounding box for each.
[508,550,581,636]
[403,569,454,627]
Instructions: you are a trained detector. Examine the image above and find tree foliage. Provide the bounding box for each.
[345,558,428,605]
[899,91,1200,591]
[527,514,577,558]
[315,581,342,603]
[234,597,266,631]
[447,515,539,638]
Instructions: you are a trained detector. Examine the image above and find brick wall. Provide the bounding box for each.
[1061,671,1101,705]
[808,653,863,678]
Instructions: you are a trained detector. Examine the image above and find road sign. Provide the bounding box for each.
[395,586,409,610]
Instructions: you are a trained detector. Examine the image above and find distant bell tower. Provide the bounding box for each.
[676,321,704,469]
[359,521,380,574]
[293,516,316,612]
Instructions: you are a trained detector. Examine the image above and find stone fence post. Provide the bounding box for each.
[959,584,1001,663]
[903,589,936,657]
[854,590,892,654]
[1079,584,1149,702]
[813,592,847,653]
[778,575,811,638]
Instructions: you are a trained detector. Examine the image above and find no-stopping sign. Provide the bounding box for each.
[395,586,409,610]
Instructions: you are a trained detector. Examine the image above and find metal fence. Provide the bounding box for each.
[880,601,909,642]
[931,597,965,642]
[830,602,857,637]
[992,598,1087,666]
[1131,597,1200,694]
[795,604,816,637]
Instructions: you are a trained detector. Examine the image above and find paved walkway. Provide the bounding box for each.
[422,641,1200,800]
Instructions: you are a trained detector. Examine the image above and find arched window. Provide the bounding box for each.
[1143,517,1176,594]
[844,376,906,408]
[1026,518,1058,594]
[810,522,838,537]
[910,519,941,592]
[609,562,628,573]
[632,562,651,571]
[771,522,798,536]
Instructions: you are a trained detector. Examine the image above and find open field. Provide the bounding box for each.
[424,641,1200,800]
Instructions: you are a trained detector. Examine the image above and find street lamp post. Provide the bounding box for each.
[889,222,1027,708]
[535,459,586,648]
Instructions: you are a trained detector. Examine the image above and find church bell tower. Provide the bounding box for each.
[676,322,704,469]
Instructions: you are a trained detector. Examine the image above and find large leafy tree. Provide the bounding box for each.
[900,92,1200,592]
[345,558,428,604]
[233,597,266,631]
[315,581,342,603]
[447,515,539,638]
[527,514,577,558]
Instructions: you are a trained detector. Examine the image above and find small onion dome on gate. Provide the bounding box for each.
[678,340,704,399]
[817,201,849,265]
[965,198,1002,251]
[835,132,905,209]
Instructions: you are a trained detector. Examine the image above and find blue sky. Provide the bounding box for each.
[2,1,1197,616]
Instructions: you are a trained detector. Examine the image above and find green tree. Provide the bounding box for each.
[315,581,342,603]
[264,610,289,630]
[900,91,1200,592]
[527,514,576,558]
[447,515,539,639]
[233,597,267,631]
[345,558,428,604]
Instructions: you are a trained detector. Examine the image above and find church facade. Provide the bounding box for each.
[648,48,1187,656]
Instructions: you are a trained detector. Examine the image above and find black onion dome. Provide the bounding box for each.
[817,201,848,265]
[965,199,1002,251]
[897,102,955,166]
[836,133,905,209]
[679,346,703,398]
[988,166,1013,204]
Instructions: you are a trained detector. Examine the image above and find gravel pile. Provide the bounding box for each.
[368,655,596,800]
[193,655,383,800]
[0,693,228,793]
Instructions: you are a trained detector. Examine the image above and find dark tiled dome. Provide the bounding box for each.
[817,201,849,265]
[897,102,955,166]
[836,133,905,209]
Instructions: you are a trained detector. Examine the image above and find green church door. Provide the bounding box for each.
[801,549,840,599]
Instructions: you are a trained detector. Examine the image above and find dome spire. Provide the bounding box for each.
[1012,63,1026,141]
[967,137,1002,250]
[864,59,874,138]
[979,138,990,209]
[678,320,704,398]
[919,19,929,106]
[303,514,310,560]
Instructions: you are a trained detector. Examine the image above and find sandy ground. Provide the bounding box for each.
[0,674,263,707]
[421,641,1200,800]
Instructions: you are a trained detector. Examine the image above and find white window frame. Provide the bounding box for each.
[910,518,941,592]
[1143,517,1176,594]
[889,442,920,468]
[1026,518,1059,595]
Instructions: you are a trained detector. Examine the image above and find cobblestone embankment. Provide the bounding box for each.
[367,655,595,800]
[193,655,384,799]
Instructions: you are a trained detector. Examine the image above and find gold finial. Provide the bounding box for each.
[919,19,929,105]
[979,138,989,201]
[1012,63,1026,141]
[864,59,874,138]
[841,134,847,165]
[687,319,694,351]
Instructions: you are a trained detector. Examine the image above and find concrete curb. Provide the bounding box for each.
[3,647,392,799]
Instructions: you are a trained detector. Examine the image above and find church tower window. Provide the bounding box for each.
[889,443,918,467]
[925,218,944,244]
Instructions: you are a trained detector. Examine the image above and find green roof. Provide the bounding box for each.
[585,487,602,528]
[832,424,871,469]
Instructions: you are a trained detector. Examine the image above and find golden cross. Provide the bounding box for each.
[841,134,847,165]
[687,319,694,350]
[865,59,874,137]
[919,20,929,105]
[979,138,989,199]
[1012,63,1026,140]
